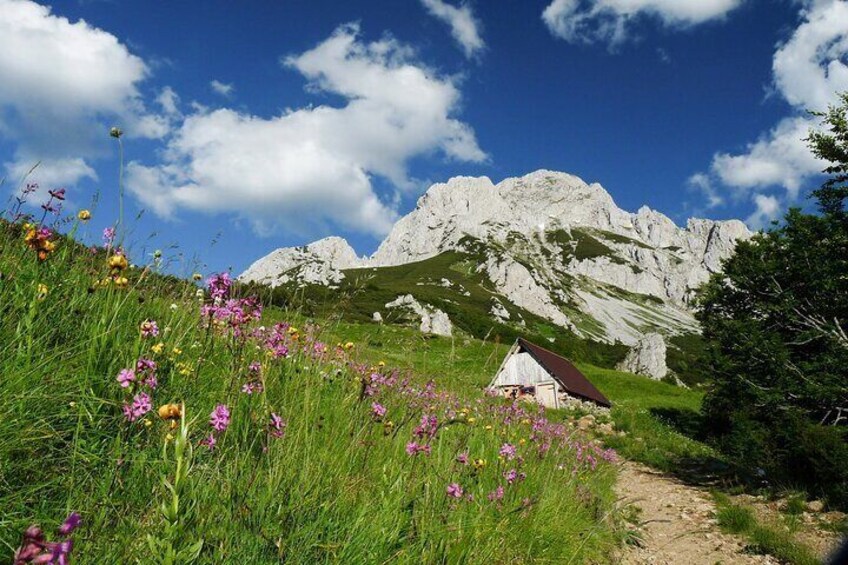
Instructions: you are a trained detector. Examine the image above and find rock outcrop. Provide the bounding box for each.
[385,295,453,337]
[617,333,669,380]
[239,236,362,287]
[240,170,751,346]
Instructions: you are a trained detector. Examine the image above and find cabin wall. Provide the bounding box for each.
[492,352,553,387]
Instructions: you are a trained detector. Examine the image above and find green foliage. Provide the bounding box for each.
[0,218,624,563]
[712,493,819,565]
[697,93,848,510]
[243,249,629,370]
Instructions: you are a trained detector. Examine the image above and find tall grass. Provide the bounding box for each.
[0,202,624,562]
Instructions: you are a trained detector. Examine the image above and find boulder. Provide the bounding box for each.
[385,294,453,337]
[618,333,669,380]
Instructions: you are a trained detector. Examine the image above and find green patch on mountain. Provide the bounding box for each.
[247,250,628,369]
[547,229,628,265]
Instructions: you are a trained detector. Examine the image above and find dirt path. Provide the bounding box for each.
[615,461,776,564]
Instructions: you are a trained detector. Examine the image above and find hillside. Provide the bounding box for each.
[241,170,750,384]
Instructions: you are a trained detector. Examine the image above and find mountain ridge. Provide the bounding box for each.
[239,170,751,351]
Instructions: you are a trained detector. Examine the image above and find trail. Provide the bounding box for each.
[615,461,776,564]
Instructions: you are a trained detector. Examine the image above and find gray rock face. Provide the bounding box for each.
[239,236,362,287]
[240,170,751,345]
[617,333,669,380]
[385,294,453,337]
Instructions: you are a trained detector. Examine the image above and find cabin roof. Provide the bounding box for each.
[515,338,612,408]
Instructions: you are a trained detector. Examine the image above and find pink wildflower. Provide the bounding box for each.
[487,486,505,502]
[200,433,217,450]
[269,413,286,439]
[371,402,387,420]
[209,404,230,432]
[446,483,463,499]
[116,368,135,388]
[139,319,159,338]
[456,452,469,465]
[499,443,517,460]
[123,392,151,422]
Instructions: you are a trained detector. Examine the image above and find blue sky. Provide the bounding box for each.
[1,0,846,275]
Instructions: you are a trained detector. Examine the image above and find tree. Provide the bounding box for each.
[697,94,848,508]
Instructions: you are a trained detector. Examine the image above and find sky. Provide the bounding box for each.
[1,0,847,275]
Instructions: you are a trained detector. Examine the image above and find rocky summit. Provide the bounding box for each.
[240,170,750,348]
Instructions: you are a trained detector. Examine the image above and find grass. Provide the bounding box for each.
[0,212,627,562]
[712,493,820,565]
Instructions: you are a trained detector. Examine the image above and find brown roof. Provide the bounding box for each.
[517,338,611,408]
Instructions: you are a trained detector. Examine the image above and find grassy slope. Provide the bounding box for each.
[0,221,625,563]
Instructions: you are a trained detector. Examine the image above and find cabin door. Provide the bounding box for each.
[536,382,557,409]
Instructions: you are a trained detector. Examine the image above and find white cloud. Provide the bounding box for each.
[687,172,723,208]
[711,117,823,196]
[156,86,180,116]
[0,0,165,185]
[542,0,743,46]
[420,0,484,58]
[210,80,234,97]
[696,0,848,219]
[746,194,781,230]
[127,23,486,237]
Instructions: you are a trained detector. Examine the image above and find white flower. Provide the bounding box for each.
[170,303,178,311]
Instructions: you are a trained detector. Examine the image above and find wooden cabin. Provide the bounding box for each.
[488,338,611,409]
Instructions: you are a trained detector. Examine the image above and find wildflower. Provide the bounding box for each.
[192,273,203,281]
[405,441,430,456]
[446,483,463,499]
[114,276,129,288]
[209,404,230,432]
[499,443,517,461]
[456,452,469,465]
[467,417,476,424]
[269,413,286,438]
[153,249,162,259]
[76,209,92,222]
[206,272,232,300]
[241,381,263,395]
[484,424,493,431]
[371,402,387,420]
[48,188,66,201]
[102,227,115,246]
[472,458,487,470]
[57,512,81,537]
[36,283,48,300]
[200,433,216,450]
[14,511,80,564]
[158,403,182,421]
[170,303,178,311]
[123,392,152,422]
[344,341,355,350]
[487,486,505,502]
[503,469,526,485]
[151,342,165,355]
[24,227,56,261]
[116,368,135,388]
[140,319,159,338]
[108,254,128,271]
[110,126,123,138]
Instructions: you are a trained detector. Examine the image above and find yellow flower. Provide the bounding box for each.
[378,360,386,367]
[172,347,182,356]
[519,438,526,445]
[344,341,355,350]
[108,254,128,271]
[36,283,48,300]
[467,417,476,424]
[288,326,299,335]
[165,433,174,442]
[157,403,182,421]
[143,419,152,428]
[484,424,493,431]
[77,209,91,221]
[151,342,165,355]
[192,273,203,281]
[473,458,487,470]
[113,276,129,288]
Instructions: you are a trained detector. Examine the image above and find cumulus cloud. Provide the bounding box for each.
[694,0,848,220]
[210,80,234,97]
[542,0,743,46]
[0,0,166,185]
[127,23,486,237]
[687,172,723,209]
[420,0,484,58]
[746,194,781,230]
